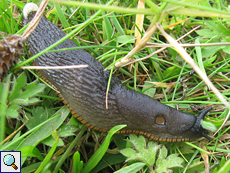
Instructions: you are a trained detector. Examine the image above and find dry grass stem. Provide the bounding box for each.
[135,0,145,46]
[114,24,157,68]
[156,23,230,111]
[22,0,48,39]
[120,25,201,68]
[0,115,29,145]
[146,42,230,48]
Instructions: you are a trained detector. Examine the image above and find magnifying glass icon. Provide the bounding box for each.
[3,154,18,170]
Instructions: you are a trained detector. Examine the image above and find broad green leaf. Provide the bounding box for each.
[22,107,50,130]
[9,98,28,105]
[222,46,230,54]
[114,162,146,173]
[203,116,224,128]
[113,136,128,150]
[196,29,217,38]
[91,154,126,173]
[158,145,167,161]
[21,163,41,173]
[7,73,45,108]
[9,73,27,102]
[17,84,45,101]
[201,46,223,58]
[201,120,217,132]
[142,82,156,98]
[16,106,70,150]
[27,98,40,104]
[82,125,127,173]
[206,22,230,38]
[156,146,184,173]
[176,143,194,155]
[5,105,20,118]
[126,138,132,149]
[162,66,181,79]
[120,135,161,169]
[129,134,146,152]
[25,79,39,90]
[116,35,135,44]
[57,124,79,137]
[42,135,64,147]
[19,146,43,161]
[147,141,160,166]
[120,148,137,158]
[69,116,82,127]
[222,38,230,53]
[186,158,206,173]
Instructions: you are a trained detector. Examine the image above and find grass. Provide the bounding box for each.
[1,0,230,172]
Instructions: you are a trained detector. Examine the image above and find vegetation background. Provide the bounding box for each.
[0,0,230,172]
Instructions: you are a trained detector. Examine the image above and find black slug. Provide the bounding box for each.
[23,3,212,142]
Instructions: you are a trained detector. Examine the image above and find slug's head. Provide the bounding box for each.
[150,106,213,142]
[23,2,38,26]
[116,87,212,142]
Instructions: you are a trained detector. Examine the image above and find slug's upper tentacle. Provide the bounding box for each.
[190,107,213,141]
[23,3,212,142]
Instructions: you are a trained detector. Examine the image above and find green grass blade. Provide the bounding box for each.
[195,38,206,74]
[49,0,156,15]
[0,75,11,147]
[217,159,230,173]
[13,0,116,69]
[114,162,146,173]
[53,125,87,173]
[35,131,59,173]
[54,3,70,28]
[82,125,127,173]
[73,151,84,173]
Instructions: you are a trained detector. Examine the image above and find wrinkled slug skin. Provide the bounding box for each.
[24,11,204,142]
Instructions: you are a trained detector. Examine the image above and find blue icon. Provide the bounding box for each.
[3,154,18,170]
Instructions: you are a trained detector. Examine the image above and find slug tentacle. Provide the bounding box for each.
[190,107,213,141]
[23,3,212,142]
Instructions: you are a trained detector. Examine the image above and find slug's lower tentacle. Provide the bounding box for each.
[22,3,212,142]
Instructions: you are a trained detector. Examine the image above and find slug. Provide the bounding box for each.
[23,3,212,142]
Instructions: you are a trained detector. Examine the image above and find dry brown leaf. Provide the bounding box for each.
[135,0,145,46]
[200,142,210,173]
